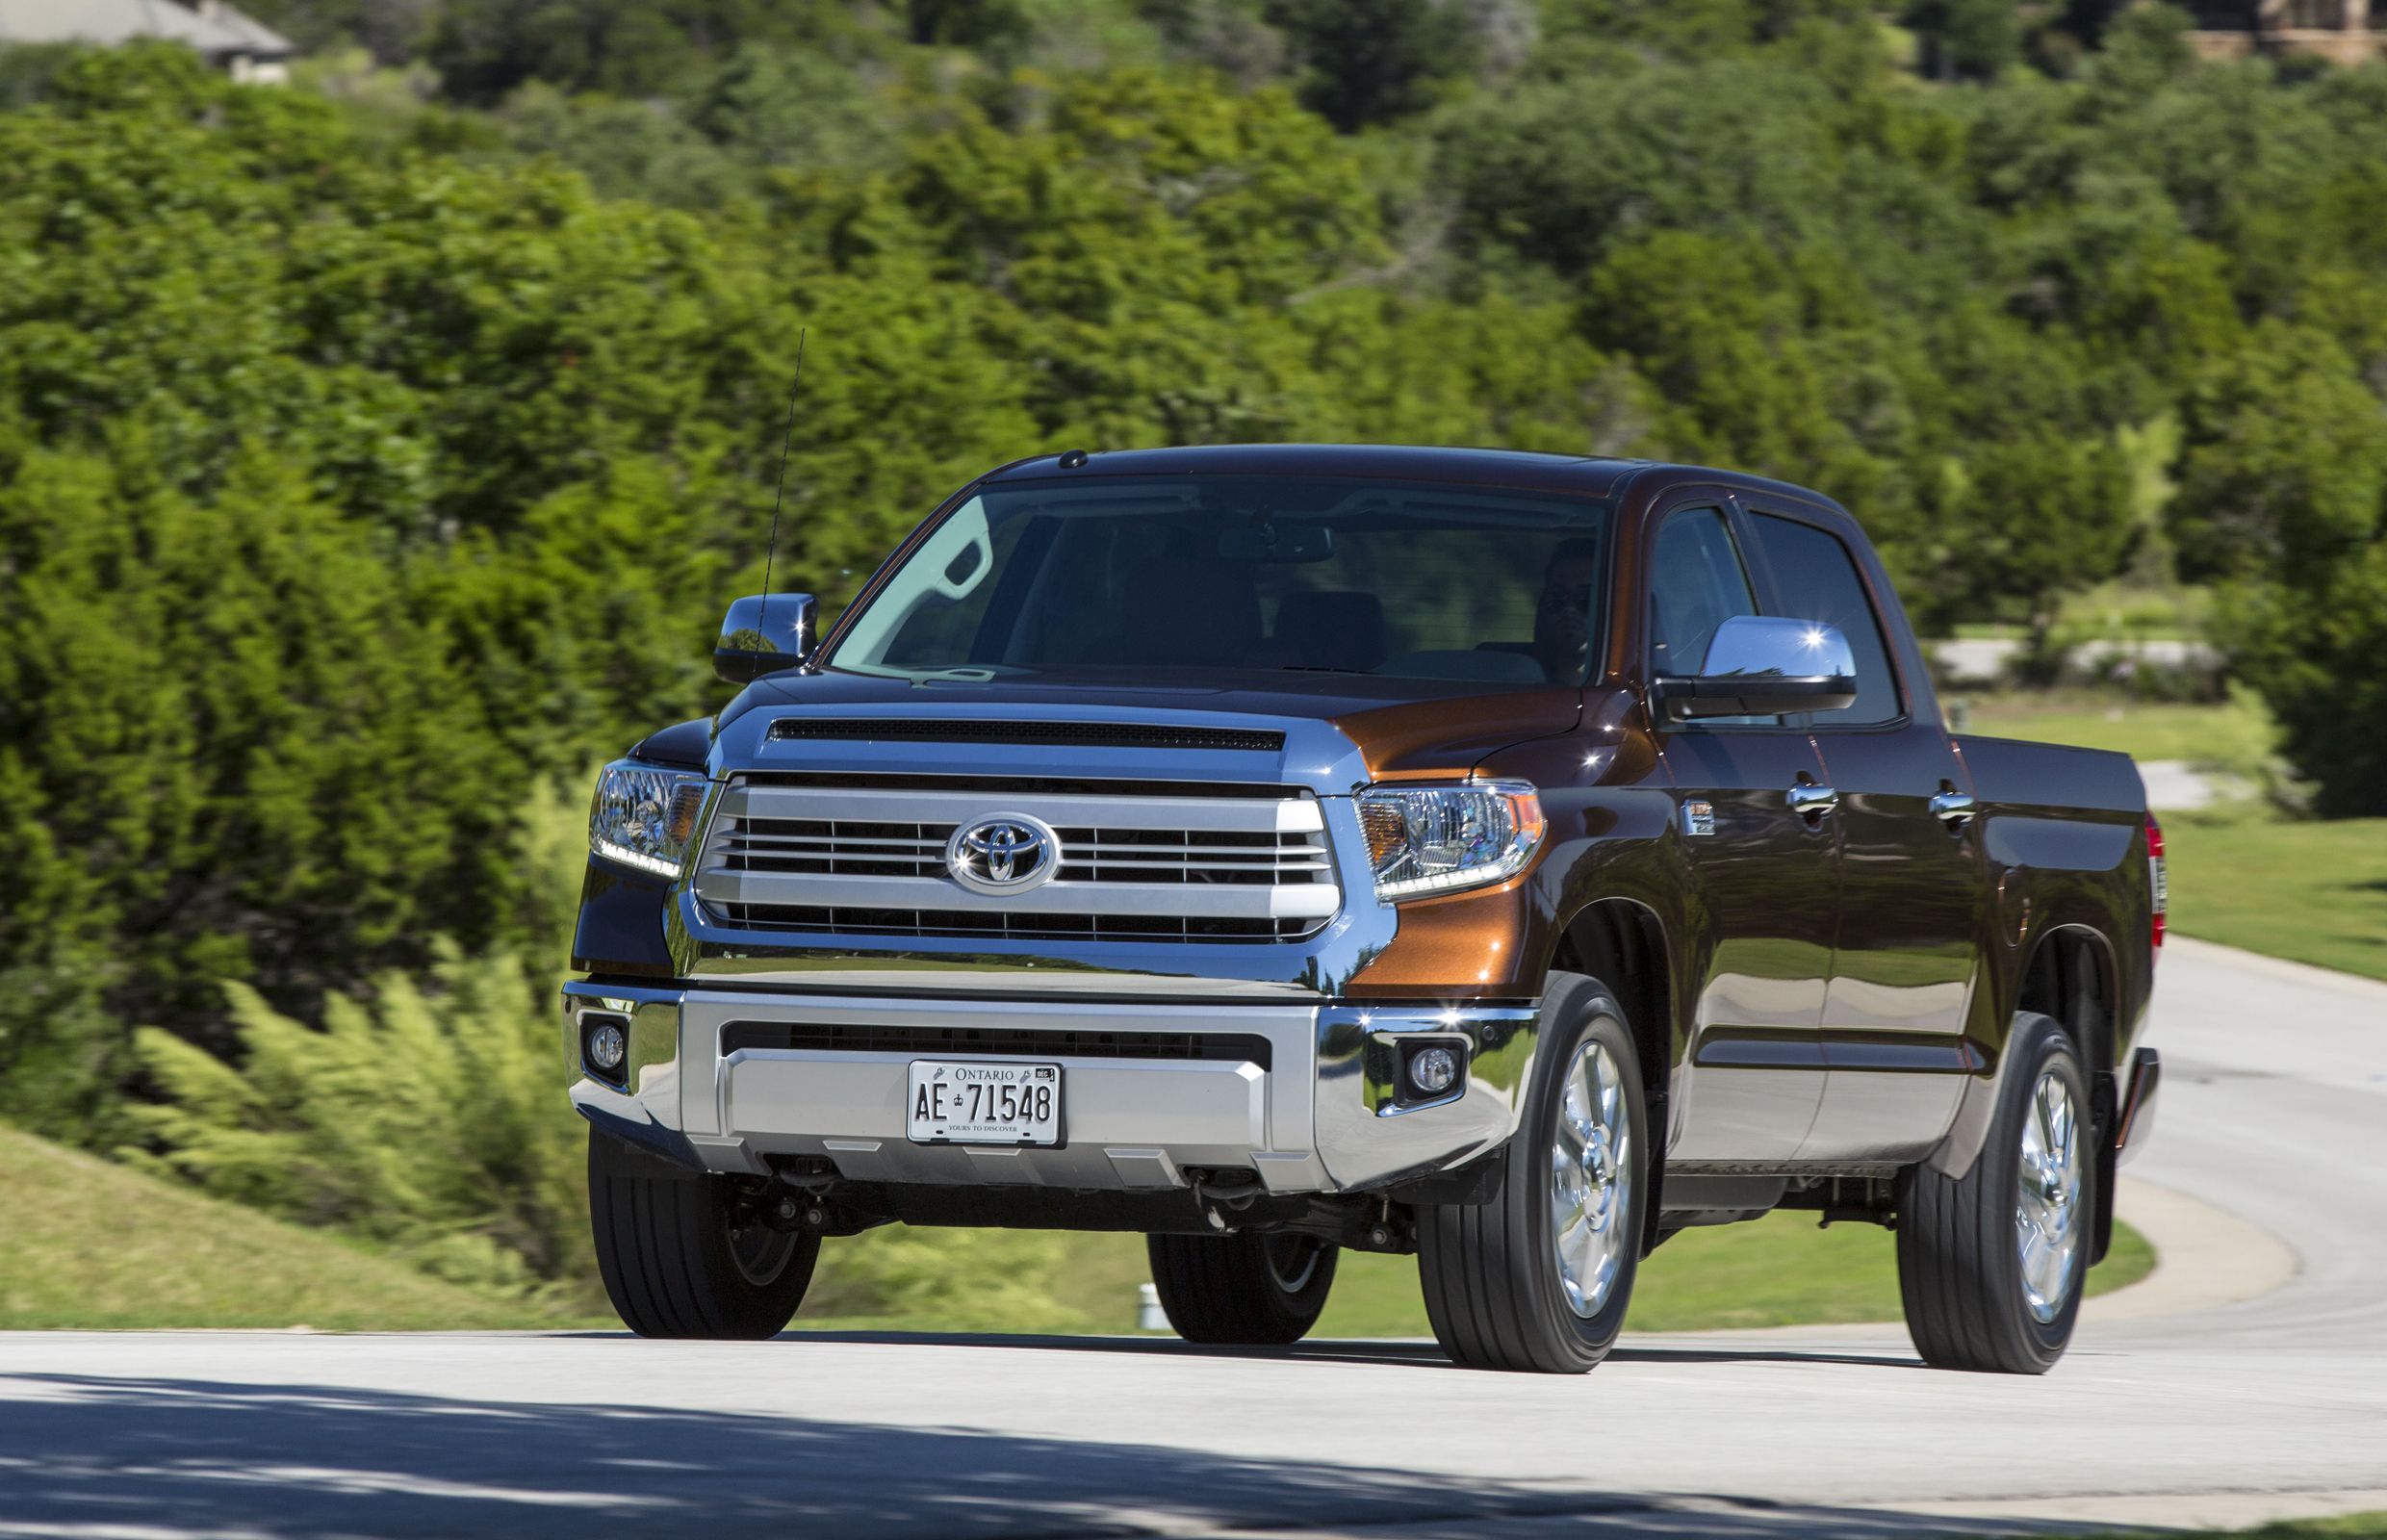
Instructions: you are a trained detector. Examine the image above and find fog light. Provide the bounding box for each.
[1409,1045,1459,1095]
[587,1019,628,1072]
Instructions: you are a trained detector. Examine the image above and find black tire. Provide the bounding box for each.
[588,1128,820,1340]
[1146,1232,1338,1345]
[1418,973,1648,1373]
[1898,1012,2092,1374]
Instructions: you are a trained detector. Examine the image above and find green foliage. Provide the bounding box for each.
[128,943,591,1296]
[1263,0,1479,131]
[1906,0,2022,82]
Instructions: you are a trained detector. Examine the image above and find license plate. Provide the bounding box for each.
[906,1060,1063,1146]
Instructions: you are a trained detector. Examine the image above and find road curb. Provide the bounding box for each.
[2081,1176,2299,1325]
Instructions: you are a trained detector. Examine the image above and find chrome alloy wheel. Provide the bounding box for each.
[1550,1038,1633,1319]
[2015,1066,2085,1324]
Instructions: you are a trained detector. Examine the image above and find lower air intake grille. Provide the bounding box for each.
[721,1021,1273,1070]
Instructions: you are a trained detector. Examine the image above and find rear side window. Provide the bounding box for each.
[1749,513,1901,727]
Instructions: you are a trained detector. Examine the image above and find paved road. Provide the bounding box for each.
[4,938,2382,1539]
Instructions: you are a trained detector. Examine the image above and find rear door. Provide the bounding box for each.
[1647,501,1836,1163]
[1741,503,1987,1163]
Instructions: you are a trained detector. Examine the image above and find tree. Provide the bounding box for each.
[1264,0,1479,130]
[2175,323,2387,813]
[1906,0,2023,83]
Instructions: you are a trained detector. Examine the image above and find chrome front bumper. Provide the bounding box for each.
[562,981,1538,1195]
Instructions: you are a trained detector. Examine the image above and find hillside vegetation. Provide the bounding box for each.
[0,1124,595,1329]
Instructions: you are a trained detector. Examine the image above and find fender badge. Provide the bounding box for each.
[1681,800,1716,837]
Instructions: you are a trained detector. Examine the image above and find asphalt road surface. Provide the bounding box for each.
[4,937,2382,1539]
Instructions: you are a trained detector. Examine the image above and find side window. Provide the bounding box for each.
[1749,513,1901,727]
[1648,507,1760,679]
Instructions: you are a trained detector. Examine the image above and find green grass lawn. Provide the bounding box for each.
[1958,689,2274,770]
[2160,807,2387,983]
[2036,1521,2387,1540]
[788,1211,2153,1341]
[1954,691,2387,984]
[0,1124,601,1330]
[1306,1208,2153,1340]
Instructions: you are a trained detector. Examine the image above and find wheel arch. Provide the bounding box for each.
[1550,895,1678,1255]
[2009,923,2123,1263]
[2014,924,2119,1077]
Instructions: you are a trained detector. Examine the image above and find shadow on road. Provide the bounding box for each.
[0,1370,2078,1540]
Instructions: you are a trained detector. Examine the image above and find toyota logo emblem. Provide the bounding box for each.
[946,813,1061,895]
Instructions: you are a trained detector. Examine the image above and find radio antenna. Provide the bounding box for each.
[761,327,807,627]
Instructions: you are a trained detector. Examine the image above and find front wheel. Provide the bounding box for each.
[1897,1012,2092,1373]
[1419,974,1648,1373]
[1146,1232,1338,1345]
[588,1129,820,1339]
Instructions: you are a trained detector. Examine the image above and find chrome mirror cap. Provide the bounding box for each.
[715,594,817,684]
[1654,616,1860,722]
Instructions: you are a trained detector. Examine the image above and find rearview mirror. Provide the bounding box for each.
[714,594,817,684]
[1653,615,1858,723]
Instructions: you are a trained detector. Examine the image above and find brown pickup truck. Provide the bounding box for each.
[565,445,2165,1374]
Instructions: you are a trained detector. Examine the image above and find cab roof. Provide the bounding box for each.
[978,444,1653,499]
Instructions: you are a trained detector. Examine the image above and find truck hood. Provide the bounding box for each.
[714,665,1584,786]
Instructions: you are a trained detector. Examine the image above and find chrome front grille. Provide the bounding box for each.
[694,779,1341,943]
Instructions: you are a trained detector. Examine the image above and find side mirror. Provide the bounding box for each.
[714,594,817,684]
[1653,615,1859,723]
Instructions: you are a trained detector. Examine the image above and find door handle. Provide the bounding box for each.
[1930,789,1978,833]
[1786,782,1839,820]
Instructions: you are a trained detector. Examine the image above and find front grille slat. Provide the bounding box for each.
[722,1021,1274,1069]
[697,772,1341,944]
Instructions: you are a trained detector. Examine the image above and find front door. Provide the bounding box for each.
[1647,503,1838,1162]
[1742,505,1988,1162]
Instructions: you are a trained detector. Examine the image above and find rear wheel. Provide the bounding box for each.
[1146,1231,1339,1345]
[1418,974,1647,1373]
[588,1129,819,1340]
[1898,1012,2092,1373]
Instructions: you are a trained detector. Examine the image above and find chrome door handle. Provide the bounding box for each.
[1786,783,1839,820]
[1930,790,1978,832]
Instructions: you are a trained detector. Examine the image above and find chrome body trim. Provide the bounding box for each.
[717,782,1329,832]
[714,593,816,684]
[1317,1003,1542,1190]
[699,868,1341,921]
[563,979,695,1168]
[560,982,1539,1194]
[673,704,1400,996]
[695,779,1341,923]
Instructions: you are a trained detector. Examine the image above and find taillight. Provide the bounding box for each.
[2146,818,2168,952]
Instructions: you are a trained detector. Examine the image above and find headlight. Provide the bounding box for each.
[589,760,711,878]
[1356,780,1545,903]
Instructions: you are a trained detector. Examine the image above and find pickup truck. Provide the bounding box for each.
[563,445,2165,1374]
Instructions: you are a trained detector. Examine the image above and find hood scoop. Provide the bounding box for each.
[766,718,1286,753]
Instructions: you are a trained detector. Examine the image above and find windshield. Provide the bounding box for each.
[829,475,1609,688]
